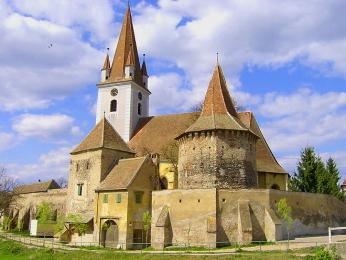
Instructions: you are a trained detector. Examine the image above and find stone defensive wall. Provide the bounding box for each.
[10,189,67,229]
[151,189,346,249]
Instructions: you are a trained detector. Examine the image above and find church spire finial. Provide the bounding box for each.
[216,52,219,63]
[108,3,143,86]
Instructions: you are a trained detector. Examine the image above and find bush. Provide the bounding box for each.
[313,246,340,260]
[2,216,13,231]
[1,240,25,255]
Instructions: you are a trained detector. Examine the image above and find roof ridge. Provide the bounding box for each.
[149,112,199,118]
[119,156,146,161]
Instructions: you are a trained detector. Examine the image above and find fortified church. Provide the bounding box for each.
[9,5,346,248]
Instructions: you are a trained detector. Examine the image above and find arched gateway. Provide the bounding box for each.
[101,220,119,248]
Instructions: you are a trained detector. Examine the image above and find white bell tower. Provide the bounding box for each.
[95,5,150,142]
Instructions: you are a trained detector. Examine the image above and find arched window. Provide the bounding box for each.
[271,184,280,190]
[110,100,117,112]
[137,103,142,115]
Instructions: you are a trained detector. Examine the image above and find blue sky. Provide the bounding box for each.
[0,0,346,184]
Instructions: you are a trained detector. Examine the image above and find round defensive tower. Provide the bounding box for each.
[176,63,258,189]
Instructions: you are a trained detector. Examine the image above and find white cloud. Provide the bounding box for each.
[258,89,346,152]
[277,154,300,175]
[259,88,346,118]
[0,132,16,151]
[0,2,107,111]
[149,73,196,114]
[133,0,346,112]
[10,0,115,43]
[12,114,81,142]
[6,146,71,183]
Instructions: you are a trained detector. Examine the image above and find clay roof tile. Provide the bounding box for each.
[13,179,60,194]
[96,156,148,191]
[182,63,250,134]
[71,117,134,154]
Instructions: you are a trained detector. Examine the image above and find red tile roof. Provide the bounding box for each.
[71,117,134,154]
[108,5,144,88]
[14,179,60,194]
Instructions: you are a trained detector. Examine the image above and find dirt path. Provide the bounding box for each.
[2,231,346,256]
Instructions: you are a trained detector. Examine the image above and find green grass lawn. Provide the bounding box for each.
[0,237,329,259]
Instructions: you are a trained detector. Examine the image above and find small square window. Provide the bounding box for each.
[103,194,108,203]
[135,192,143,204]
[116,193,121,203]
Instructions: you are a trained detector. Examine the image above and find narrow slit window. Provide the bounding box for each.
[110,100,117,112]
[77,184,83,196]
[137,103,142,115]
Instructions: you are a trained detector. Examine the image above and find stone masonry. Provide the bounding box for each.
[178,129,257,189]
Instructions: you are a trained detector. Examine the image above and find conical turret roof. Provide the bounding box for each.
[183,63,250,134]
[102,54,110,70]
[141,60,148,77]
[71,117,134,154]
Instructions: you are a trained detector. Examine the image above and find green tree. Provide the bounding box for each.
[0,167,17,219]
[325,158,344,200]
[143,211,151,247]
[36,202,54,224]
[2,216,13,231]
[290,147,319,192]
[316,157,328,194]
[54,213,88,242]
[277,198,293,241]
[290,147,344,200]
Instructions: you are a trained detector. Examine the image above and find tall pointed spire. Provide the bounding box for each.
[182,62,249,134]
[201,63,238,118]
[108,4,143,86]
